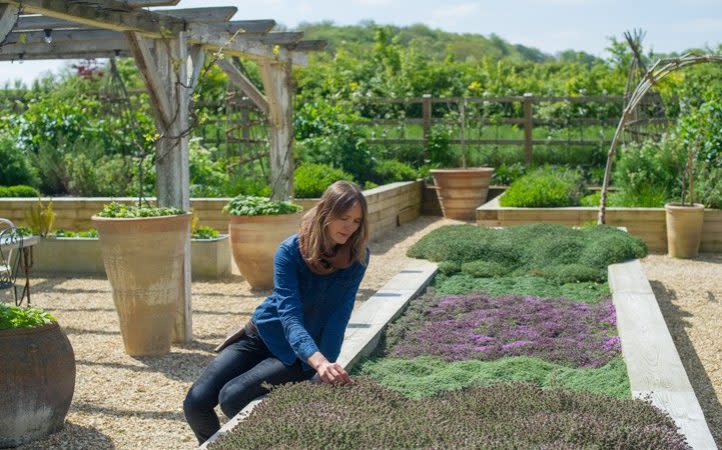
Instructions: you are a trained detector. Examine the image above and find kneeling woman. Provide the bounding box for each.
[184,181,370,443]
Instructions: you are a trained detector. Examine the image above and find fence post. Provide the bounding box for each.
[422,94,432,158]
[523,93,533,165]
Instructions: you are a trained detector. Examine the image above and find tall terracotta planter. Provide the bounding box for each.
[431,168,494,220]
[229,212,303,289]
[665,203,705,258]
[0,322,75,448]
[92,213,191,356]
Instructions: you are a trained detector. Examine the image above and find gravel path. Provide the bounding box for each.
[13,219,721,449]
[16,216,459,450]
[641,253,722,447]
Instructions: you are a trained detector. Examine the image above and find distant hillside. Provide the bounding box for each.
[297,21,601,64]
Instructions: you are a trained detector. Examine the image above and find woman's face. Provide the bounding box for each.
[327,201,363,246]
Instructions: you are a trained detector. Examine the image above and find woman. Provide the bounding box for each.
[183,181,370,444]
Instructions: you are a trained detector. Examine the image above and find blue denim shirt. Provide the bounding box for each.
[252,234,369,368]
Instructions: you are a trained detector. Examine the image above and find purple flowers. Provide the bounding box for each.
[390,293,620,368]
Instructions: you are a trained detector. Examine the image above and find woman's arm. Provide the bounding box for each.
[273,242,320,362]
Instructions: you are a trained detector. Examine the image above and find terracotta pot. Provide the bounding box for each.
[431,168,494,220]
[92,213,191,356]
[229,212,303,289]
[665,203,705,258]
[0,322,75,448]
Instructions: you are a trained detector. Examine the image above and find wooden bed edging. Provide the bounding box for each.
[609,260,716,450]
[199,260,438,449]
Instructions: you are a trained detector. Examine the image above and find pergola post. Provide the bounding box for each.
[260,60,294,200]
[0,4,19,42]
[127,31,194,343]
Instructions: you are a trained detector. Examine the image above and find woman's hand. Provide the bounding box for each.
[308,352,352,385]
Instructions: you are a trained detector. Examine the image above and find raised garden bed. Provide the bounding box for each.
[32,235,231,279]
[477,194,722,253]
[204,224,714,449]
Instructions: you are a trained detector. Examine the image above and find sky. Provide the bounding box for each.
[1,0,720,85]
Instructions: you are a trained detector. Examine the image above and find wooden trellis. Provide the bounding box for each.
[0,0,326,342]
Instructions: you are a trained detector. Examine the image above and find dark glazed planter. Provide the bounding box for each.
[0,322,76,448]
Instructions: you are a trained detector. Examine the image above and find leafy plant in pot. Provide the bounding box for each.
[428,107,494,221]
[91,202,191,356]
[665,138,705,258]
[224,195,303,289]
[0,304,75,448]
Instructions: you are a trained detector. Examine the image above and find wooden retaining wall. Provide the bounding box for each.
[0,181,423,242]
[477,195,722,253]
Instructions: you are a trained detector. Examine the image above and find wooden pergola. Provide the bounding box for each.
[0,0,325,343]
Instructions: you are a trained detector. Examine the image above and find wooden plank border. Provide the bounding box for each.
[609,260,716,449]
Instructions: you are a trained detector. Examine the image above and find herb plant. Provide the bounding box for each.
[191,226,221,240]
[0,304,56,330]
[96,202,184,218]
[223,195,302,216]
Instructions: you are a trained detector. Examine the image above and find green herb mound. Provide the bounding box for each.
[407,223,647,283]
[191,226,221,240]
[96,202,184,218]
[223,195,303,216]
[209,378,689,450]
[499,165,585,207]
[0,304,56,330]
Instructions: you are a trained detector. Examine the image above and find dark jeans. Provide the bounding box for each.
[183,322,315,444]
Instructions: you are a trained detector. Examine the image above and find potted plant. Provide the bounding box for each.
[0,304,75,448]
[427,118,494,221]
[223,195,303,289]
[92,202,190,356]
[665,139,705,258]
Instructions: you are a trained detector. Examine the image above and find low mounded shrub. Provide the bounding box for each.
[369,159,417,185]
[0,304,56,329]
[407,223,647,283]
[499,165,585,207]
[209,378,689,450]
[0,185,40,197]
[223,196,302,216]
[293,163,353,198]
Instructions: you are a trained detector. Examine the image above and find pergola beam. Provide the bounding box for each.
[13,7,238,31]
[0,4,18,43]
[1,0,186,37]
[216,58,269,116]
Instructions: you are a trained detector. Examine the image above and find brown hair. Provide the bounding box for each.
[300,181,368,266]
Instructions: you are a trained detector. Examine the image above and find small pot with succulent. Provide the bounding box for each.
[665,138,706,258]
[223,195,303,289]
[0,304,75,448]
[91,202,191,356]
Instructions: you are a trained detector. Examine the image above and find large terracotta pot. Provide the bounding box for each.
[665,203,705,258]
[0,322,75,448]
[92,213,191,356]
[431,168,494,220]
[229,212,303,289]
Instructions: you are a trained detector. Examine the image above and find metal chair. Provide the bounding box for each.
[0,218,23,304]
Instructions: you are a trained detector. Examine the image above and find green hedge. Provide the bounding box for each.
[294,163,353,198]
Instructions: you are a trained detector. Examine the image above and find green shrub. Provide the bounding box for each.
[0,185,39,197]
[192,226,221,240]
[437,260,461,275]
[0,304,56,329]
[189,138,228,198]
[370,159,417,185]
[491,162,526,185]
[460,260,509,278]
[695,164,722,209]
[293,163,353,198]
[0,133,40,188]
[499,165,585,207]
[223,196,302,216]
[97,202,184,218]
[614,138,677,205]
[224,175,271,197]
[531,264,605,284]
